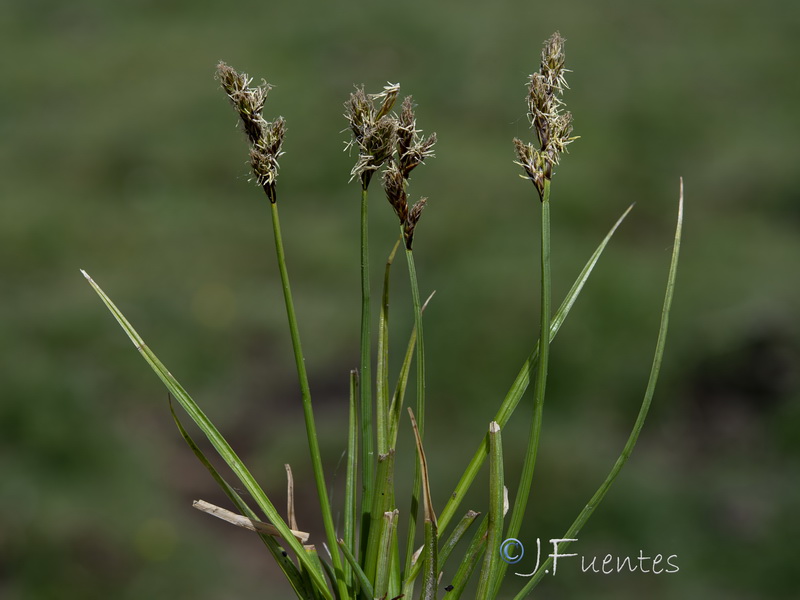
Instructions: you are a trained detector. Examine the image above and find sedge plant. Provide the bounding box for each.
[83,32,683,599]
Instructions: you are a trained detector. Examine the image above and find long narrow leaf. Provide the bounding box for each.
[409,408,438,600]
[402,244,427,585]
[338,539,374,599]
[388,291,434,449]
[438,509,480,569]
[82,271,333,600]
[444,516,488,599]
[476,422,505,600]
[377,239,401,455]
[363,449,396,586]
[374,509,399,600]
[511,182,684,599]
[303,546,328,600]
[389,536,402,600]
[168,398,312,599]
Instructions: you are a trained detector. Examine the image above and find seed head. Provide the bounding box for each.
[345,83,401,187]
[217,61,284,202]
[515,32,578,199]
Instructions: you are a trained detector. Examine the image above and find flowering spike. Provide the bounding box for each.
[514,32,577,200]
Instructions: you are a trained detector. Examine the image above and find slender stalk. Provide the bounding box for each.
[344,369,359,590]
[269,200,348,600]
[497,180,552,592]
[359,183,375,559]
[402,240,426,582]
[512,182,684,600]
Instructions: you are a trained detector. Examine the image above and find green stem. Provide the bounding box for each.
[359,183,375,560]
[402,240,426,582]
[344,369,359,591]
[496,180,552,592]
[270,200,348,600]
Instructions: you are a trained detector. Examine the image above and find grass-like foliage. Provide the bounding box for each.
[84,32,683,599]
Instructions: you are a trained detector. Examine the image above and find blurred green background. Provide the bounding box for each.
[3,0,799,598]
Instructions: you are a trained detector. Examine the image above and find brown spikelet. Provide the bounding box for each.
[382,164,408,224]
[404,197,427,250]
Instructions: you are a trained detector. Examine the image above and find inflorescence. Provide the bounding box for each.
[217,62,285,203]
[514,31,578,200]
[345,85,437,249]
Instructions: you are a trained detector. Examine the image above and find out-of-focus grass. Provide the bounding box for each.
[2,1,799,598]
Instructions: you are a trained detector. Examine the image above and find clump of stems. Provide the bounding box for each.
[84,32,683,600]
